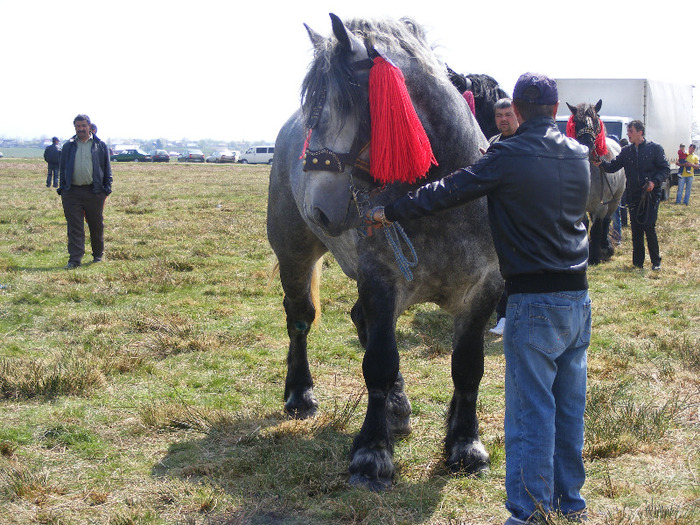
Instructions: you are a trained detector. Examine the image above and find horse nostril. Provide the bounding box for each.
[313,207,331,229]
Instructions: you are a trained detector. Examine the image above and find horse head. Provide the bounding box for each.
[297,14,375,236]
[567,99,605,160]
[297,14,459,237]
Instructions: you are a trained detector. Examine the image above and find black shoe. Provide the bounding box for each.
[92,256,102,263]
[64,261,81,269]
[652,264,661,271]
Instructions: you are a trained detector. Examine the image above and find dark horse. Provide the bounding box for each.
[567,100,626,264]
[267,14,501,490]
[447,68,509,139]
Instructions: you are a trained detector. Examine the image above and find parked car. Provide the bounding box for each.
[206,149,239,163]
[239,145,274,164]
[178,149,205,163]
[111,148,152,162]
[148,149,170,162]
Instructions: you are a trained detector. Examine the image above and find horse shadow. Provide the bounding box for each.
[152,407,454,523]
[405,307,504,358]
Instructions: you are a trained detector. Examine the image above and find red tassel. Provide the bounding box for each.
[299,128,312,159]
[566,115,576,139]
[369,56,437,185]
[595,120,608,156]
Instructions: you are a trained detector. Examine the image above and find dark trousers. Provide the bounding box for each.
[61,186,106,264]
[46,163,59,187]
[629,198,660,268]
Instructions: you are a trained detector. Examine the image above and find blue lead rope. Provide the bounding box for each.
[383,222,418,281]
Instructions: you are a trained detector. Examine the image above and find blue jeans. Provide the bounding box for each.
[676,176,693,205]
[503,290,591,524]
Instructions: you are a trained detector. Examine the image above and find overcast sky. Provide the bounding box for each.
[1,0,696,144]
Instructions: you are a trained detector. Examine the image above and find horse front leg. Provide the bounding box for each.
[279,260,323,419]
[600,215,614,259]
[348,283,407,491]
[588,217,604,265]
[445,313,491,474]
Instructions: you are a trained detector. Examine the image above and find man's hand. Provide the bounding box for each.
[645,181,655,192]
[363,206,392,237]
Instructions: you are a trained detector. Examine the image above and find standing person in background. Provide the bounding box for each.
[676,143,697,205]
[487,98,519,335]
[43,136,61,188]
[365,73,592,524]
[58,114,112,269]
[594,120,670,270]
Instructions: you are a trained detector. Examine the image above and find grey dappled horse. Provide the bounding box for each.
[567,100,626,264]
[267,14,502,490]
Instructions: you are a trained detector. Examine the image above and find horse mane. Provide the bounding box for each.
[300,17,446,134]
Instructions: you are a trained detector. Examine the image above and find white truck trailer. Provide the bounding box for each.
[554,78,694,197]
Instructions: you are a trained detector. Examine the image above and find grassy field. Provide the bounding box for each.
[0,159,698,525]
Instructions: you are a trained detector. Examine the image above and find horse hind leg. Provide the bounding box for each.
[444,305,494,474]
[350,299,368,349]
[281,257,323,419]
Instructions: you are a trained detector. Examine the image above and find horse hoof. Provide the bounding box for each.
[348,446,395,490]
[446,440,490,475]
[284,390,318,419]
[348,473,392,491]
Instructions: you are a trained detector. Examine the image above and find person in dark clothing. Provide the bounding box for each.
[487,98,519,335]
[58,114,112,269]
[593,120,670,270]
[365,73,592,524]
[43,137,61,188]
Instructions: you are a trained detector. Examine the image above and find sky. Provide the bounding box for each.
[1,0,696,144]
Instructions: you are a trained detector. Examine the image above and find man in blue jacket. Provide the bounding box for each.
[365,73,592,524]
[58,114,112,269]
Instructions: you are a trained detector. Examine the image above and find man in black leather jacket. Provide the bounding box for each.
[593,120,669,270]
[365,73,592,524]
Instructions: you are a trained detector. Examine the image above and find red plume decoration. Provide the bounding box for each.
[594,120,608,156]
[368,55,437,185]
[566,114,576,139]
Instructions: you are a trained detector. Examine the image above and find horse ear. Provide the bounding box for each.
[329,12,362,54]
[304,23,325,50]
[567,102,577,115]
[595,99,603,113]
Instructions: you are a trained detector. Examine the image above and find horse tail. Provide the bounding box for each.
[267,256,323,327]
[267,259,280,291]
[310,257,322,326]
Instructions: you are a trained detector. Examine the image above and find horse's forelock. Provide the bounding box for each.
[301,35,366,134]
